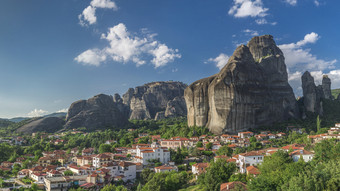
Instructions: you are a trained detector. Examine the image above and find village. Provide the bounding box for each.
[0,123,339,191]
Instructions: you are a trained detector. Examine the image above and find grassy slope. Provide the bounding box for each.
[331,89,340,99]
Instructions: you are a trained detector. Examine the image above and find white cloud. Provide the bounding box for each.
[243,29,259,36]
[79,0,117,26]
[278,32,335,72]
[27,109,48,117]
[150,44,181,68]
[255,18,277,25]
[56,108,68,113]
[285,0,297,6]
[74,49,106,66]
[79,6,97,26]
[75,23,181,68]
[207,53,230,70]
[229,0,268,18]
[278,32,337,95]
[90,0,117,9]
[314,0,320,6]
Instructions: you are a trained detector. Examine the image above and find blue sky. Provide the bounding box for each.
[0,0,339,118]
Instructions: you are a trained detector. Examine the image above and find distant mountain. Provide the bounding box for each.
[44,112,67,118]
[7,117,30,123]
[16,117,65,134]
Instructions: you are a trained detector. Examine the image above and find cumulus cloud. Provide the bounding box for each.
[75,23,181,68]
[27,109,48,117]
[278,32,335,72]
[206,53,230,70]
[285,0,297,6]
[278,32,337,95]
[243,29,259,36]
[228,0,268,18]
[79,0,117,26]
[75,49,107,66]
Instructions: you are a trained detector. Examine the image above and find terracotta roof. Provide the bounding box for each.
[80,183,95,189]
[95,153,111,158]
[220,181,247,191]
[215,155,229,159]
[119,161,135,167]
[240,151,264,157]
[281,144,305,150]
[289,150,314,156]
[192,163,209,168]
[155,165,176,170]
[239,131,253,134]
[246,166,260,175]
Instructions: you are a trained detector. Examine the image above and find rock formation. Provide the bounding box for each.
[16,117,65,134]
[301,73,333,115]
[322,75,333,99]
[185,35,299,134]
[302,71,321,114]
[64,94,128,130]
[122,81,187,120]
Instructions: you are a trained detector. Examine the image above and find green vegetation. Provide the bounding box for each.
[248,139,340,191]
[331,88,340,99]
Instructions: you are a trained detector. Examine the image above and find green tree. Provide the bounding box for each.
[141,168,154,184]
[142,171,189,191]
[316,115,321,133]
[0,178,4,188]
[206,142,213,150]
[63,170,74,176]
[31,183,38,191]
[101,184,127,191]
[99,144,112,153]
[216,145,233,157]
[198,159,236,191]
[196,141,203,148]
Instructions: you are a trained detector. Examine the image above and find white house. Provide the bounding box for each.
[44,175,87,191]
[238,151,265,173]
[92,153,112,168]
[134,145,170,165]
[154,165,178,173]
[117,162,136,181]
[31,172,47,183]
[290,150,314,162]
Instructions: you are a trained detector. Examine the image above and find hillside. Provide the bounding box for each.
[331,88,340,98]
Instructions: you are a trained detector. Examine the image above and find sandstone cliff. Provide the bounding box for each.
[122,81,187,120]
[185,35,299,134]
[64,94,128,130]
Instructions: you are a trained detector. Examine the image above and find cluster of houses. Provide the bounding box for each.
[308,125,340,143]
[3,124,339,191]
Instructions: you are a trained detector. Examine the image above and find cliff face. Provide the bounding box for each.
[65,94,128,130]
[185,35,299,134]
[122,81,187,120]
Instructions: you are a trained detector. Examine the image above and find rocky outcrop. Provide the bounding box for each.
[301,73,334,115]
[185,35,299,134]
[64,94,128,130]
[16,117,65,134]
[302,71,321,114]
[122,81,187,120]
[322,75,333,99]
